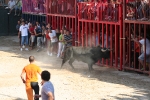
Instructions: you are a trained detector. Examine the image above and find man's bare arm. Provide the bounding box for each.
[20,71,26,83]
[47,92,54,100]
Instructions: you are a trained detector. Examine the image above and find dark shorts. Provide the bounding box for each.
[30,82,39,100]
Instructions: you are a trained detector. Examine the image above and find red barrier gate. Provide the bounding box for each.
[46,0,77,46]
[122,0,150,76]
[78,2,123,70]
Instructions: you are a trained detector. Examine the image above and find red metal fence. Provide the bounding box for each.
[46,0,77,46]
[21,0,150,75]
[78,2,123,70]
[46,0,76,16]
[123,0,150,75]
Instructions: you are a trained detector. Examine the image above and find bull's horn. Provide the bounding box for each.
[107,48,113,51]
[101,49,107,52]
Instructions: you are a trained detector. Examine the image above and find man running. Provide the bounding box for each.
[20,56,42,100]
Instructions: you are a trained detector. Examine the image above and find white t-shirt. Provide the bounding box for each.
[8,0,15,9]
[139,38,150,55]
[19,25,29,36]
[49,30,58,43]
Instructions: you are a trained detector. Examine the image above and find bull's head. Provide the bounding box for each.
[100,48,113,59]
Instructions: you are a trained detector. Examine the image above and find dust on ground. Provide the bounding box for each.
[0,36,150,100]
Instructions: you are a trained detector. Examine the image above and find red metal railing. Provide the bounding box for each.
[22,0,46,14]
[77,2,123,70]
[46,0,77,46]
[78,2,121,22]
[123,0,150,76]
[46,0,75,16]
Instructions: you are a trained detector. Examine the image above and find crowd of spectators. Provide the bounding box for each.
[79,0,122,21]
[16,19,73,58]
[126,0,150,21]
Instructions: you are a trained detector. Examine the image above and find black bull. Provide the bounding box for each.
[61,46,112,71]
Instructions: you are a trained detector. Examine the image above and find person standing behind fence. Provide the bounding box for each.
[29,23,35,50]
[45,28,51,55]
[14,0,22,16]
[49,29,58,56]
[16,20,21,46]
[42,25,46,48]
[64,30,72,48]
[20,56,41,100]
[19,21,29,51]
[34,25,43,52]
[57,30,65,58]
[132,34,150,70]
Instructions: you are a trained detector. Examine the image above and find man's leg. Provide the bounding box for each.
[21,36,25,51]
[14,6,17,15]
[37,37,41,52]
[57,42,62,57]
[25,83,34,100]
[138,53,145,70]
[31,82,39,100]
[47,40,51,55]
[19,34,21,47]
[25,36,29,51]
[50,43,54,56]
[31,35,35,50]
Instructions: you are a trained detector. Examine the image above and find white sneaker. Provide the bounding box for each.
[20,48,23,51]
[37,48,40,52]
[22,45,25,48]
[57,54,60,58]
[50,53,53,56]
[25,48,29,51]
[47,51,50,55]
[5,7,9,9]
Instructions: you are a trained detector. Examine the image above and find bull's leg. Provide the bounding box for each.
[68,58,75,69]
[88,63,94,72]
[61,58,69,69]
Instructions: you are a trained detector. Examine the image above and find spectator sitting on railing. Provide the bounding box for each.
[14,0,22,16]
[132,34,150,71]
[5,0,15,14]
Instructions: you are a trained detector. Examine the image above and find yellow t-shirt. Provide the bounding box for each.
[22,64,41,83]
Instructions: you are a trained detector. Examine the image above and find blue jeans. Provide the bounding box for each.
[138,53,150,63]
[21,36,28,46]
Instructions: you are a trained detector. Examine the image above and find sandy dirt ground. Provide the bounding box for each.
[0,36,150,100]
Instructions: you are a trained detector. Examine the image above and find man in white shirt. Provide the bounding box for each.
[19,21,29,51]
[132,35,150,70]
[49,29,58,56]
